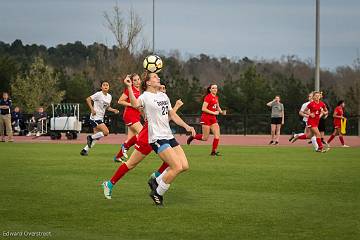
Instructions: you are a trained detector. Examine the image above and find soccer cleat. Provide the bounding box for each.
[149,190,163,206]
[288,133,295,142]
[187,135,194,145]
[269,140,274,145]
[342,145,350,148]
[87,135,93,148]
[118,144,128,160]
[325,142,330,148]
[148,177,159,192]
[80,149,88,156]
[274,141,279,145]
[102,181,113,199]
[210,151,221,156]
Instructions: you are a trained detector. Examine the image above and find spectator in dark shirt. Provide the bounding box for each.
[0,92,13,142]
[11,106,25,135]
[27,107,47,136]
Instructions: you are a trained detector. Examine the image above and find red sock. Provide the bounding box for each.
[316,138,323,150]
[298,134,307,140]
[115,148,123,159]
[194,134,203,141]
[339,136,345,145]
[157,162,169,174]
[212,138,219,152]
[110,163,129,185]
[124,135,137,149]
[327,134,335,143]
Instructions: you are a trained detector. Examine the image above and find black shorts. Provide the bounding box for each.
[318,118,326,132]
[89,119,104,129]
[150,138,179,154]
[271,117,282,125]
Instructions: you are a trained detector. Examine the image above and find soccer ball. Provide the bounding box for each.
[143,55,163,73]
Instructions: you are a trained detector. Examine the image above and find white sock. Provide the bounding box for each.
[156,179,170,196]
[156,167,170,184]
[92,132,104,140]
[91,139,97,148]
[83,145,89,151]
[311,136,318,150]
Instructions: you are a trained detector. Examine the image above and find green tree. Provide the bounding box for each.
[11,57,65,112]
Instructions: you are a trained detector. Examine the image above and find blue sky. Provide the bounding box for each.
[1,0,359,69]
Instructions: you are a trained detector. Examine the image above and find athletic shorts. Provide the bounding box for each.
[89,119,104,129]
[334,120,341,129]
[200,114,217,126]
[123,113,141,126]
[150,138,179,154]
[271,117,282,125]
[134,141,152,156]
[318,118,326,132]
[307,118,319,128]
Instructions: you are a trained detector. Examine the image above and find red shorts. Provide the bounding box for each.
[334,122,341,129]
[200,114,217,126]
[123,113,141,126]
[134,141,152,156]
[307,118,319,128]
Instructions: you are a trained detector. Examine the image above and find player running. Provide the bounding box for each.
[80,81,119,156]
[186,84,226,156]
[104,73,195,206]
[289,91,329,152]
[326,100,349,147]
[114,73,143,162]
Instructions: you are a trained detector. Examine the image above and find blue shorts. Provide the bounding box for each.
[89,119,104,129]
[150,138,179,154]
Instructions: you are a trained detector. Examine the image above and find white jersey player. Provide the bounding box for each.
[124,72,195,206]
[80,81,119,156]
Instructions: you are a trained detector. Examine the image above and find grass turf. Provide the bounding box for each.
[0,143,359,240]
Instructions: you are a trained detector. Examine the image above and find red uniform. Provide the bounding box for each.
[200,93,218,126]
[306,101,326,128]
[134,121,152,155]
[123,86,141,126]
[333,106,343,129]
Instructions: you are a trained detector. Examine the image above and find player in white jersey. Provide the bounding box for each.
[124,72,196,206]
[80,81,119,156]
[289,92,318,150]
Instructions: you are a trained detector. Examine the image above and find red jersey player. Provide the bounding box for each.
[187,84,227,156]
[326,100,349,147]
[114,73,143,162]
[289,91,329,152]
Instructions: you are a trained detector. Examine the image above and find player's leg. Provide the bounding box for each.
[0,115,5,141]
[274,124,281,145]
[187,119,210,144]
[210,123,221,155]
[115,122,143,162]
[270,123,276,144]
[310,127,325,152]
[338,129,349,147]
[102,149,147,199]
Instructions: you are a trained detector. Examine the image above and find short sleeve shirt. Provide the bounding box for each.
[90,91,112,121]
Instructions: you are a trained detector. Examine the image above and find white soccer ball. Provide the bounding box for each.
[143,54,163,73]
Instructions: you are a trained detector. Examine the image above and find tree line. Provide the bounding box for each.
[0,39,359,118]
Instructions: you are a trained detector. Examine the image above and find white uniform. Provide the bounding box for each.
[89,91,112,121]
[300,101,311,122]
[138,91,173,143]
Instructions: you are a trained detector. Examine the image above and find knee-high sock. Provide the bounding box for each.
[157,162,169,174]
[297,133,307,140]
[327,134,335,143]
[110,163,129,185]
[156,167,169,184]
[124,135,137,149]
[156,179,170,196]
[92,132,104,140]
[316,138,323,150]
[194,134,203,140]
[311,136,318,150]
[339,136,345,145]
[212,138,219,152]
[83,139,96,151]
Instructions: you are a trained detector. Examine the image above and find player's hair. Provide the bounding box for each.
[130,73,139,82]
[141,71,151,91]
[337,100,344,106]
[205,84,217,98]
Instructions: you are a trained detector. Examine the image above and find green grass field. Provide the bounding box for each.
[0,143,359,240]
